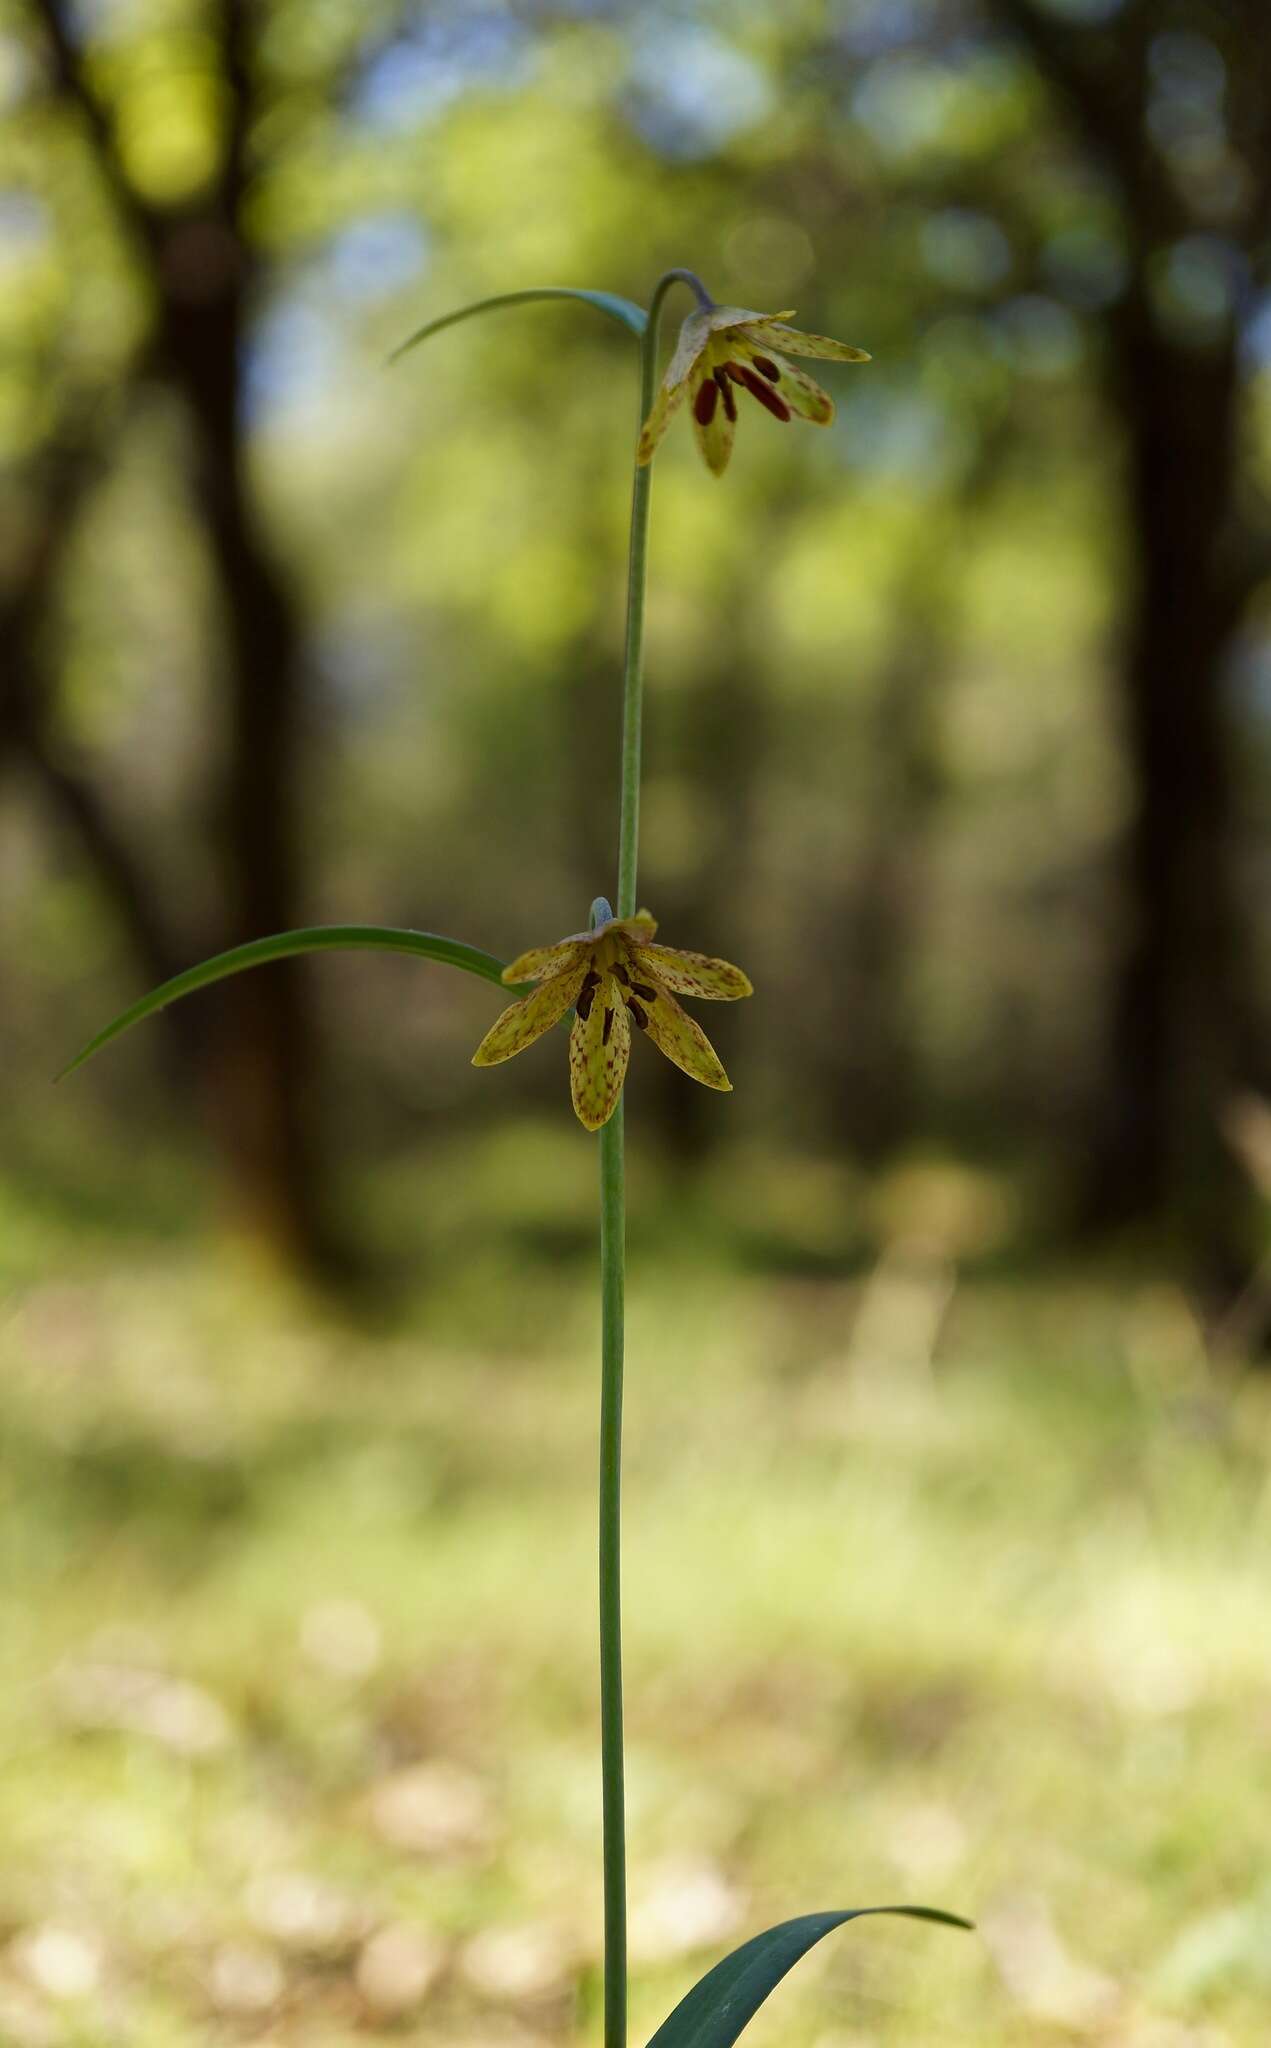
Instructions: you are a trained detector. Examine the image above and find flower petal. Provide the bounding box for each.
[636,945,753,1000]
[757,351,834,425]
[502,939,588,985]
[637,376,690,465]
[569,980,631,1131]
[690,368,737,476]
[634,985,731,1091]
[705,306,795,332]
[473,965,586,1066]
[661,310,718,393]
[741,322,871,363]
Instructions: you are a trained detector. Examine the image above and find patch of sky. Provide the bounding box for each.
[1149,31,1225,110]
[920,209,1012,295]
[1147,31,1226,159]
[833,0,940,61]
[839,381,959,490]
[852,52,962,158]
[243,300,340,427]
[1227,623,1271,725]
[994,296,1083,378]
[67,0,133,43]
[0,31,35,110]
[624,24,773,159]
[0,188,47,256]
[313,613,417,714]
[324,215,430,303]
[353,9,533,132]
[1242,292,1271,369]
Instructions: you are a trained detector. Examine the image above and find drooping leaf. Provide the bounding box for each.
[645,1907,972,2048]
[59,925,521,1079]
[389,286,647,363]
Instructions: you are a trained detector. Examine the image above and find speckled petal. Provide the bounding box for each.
[690,368,737,476]
[473,965,586,1066]
[636,945,753,1000]
[637,986,731,1091]
[758,351,835,425]
[637,376,691,465]
[501,938,589,986]
[661,309,720,390]
[741,322,871,363]
[707,306,795,333]
[569,979,631,1130]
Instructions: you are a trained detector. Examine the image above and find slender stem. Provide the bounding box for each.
[598,1103,627,2048]
[600,271,698,2048]
[616,271,697,921]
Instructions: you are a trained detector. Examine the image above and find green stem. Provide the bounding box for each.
[598,1102,627,2048]
[600,269,699,2048]
[615,270,704,923]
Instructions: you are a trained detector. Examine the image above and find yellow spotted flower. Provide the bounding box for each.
[637,305,871,476]
[473,909,752,1132]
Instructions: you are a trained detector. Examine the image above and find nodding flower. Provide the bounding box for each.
[637,305,870,476]
[472,909,752,1131]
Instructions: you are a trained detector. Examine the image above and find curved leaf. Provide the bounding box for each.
[645,1907,972,2048]
[59,925,520,1080]
[389,286,647,363]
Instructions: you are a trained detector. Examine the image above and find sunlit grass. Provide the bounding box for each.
[2,1143,1270,2043]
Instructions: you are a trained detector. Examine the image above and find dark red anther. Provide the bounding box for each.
[632,982,657,1003]
[713,367,737,422]
[611,963,630,986]
[736,364,791,422]
[602,1006,614,1046]
[693,378,719,426]
[751,354,781,380]
[576,983,596,1022]
[627,1001,648,1032]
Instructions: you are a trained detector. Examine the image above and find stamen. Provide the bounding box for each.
[627,1001,648,1032]
[693,378,719,426]
[713,367,737,422]
[576,984,595,1022]
[602,1006,614,1046]
[751,354,781,380]
[735,365,791,422]
[611,964,630,986]
[632,982,657,1003]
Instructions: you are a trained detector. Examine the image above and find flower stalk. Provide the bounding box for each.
[598,270,687,2048]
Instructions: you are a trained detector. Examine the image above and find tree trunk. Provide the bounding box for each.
[1083,299,1254,1288]
[158,234,344,1276]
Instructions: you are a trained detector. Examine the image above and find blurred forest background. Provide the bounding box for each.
[4,1,1271,2044]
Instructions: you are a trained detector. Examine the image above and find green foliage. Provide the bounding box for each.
[58,927,518,1079]
[645,1909,971,2048]
[4,1236,1271,2042]
[390,287,648,363]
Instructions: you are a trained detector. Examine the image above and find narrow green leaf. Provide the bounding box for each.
[645,1907,972,2048]
[59,926,521,1080]
[389,286,647,363]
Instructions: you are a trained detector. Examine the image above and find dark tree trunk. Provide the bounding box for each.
[158,241,341,1273]
[28,0,345,1278]
[1083,303,1253,1284]
[989,0,1268,1295]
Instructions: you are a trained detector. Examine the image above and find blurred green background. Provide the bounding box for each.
[4,0,1271,2041]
